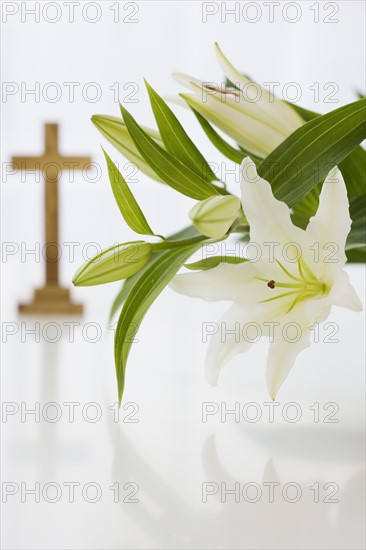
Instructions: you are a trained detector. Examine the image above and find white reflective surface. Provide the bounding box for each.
[1,265,365,549]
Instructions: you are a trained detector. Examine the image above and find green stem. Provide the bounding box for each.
[151,232,228,252]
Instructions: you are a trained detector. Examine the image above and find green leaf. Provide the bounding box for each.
[346,193,366,250]
[192,109,245,164]
[109,277,136,321]
[92,114,164,182]
[115,232,205,403]
[339,145,366,198]
[291,186,321,229]
[346,248,366,263]
[258,98,366,207]
[192,109,262,165]
[292,145,366,229]
[237,145,263,165]
[287,102,366,197]
[185,255,247,270]
[287,103,319,122]
[120,104,222,200]
[145,81,217,182]
[103,149,155,235]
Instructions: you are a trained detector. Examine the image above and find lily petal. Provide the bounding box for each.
[240,157,311,266]
[214,43,303,135]
[306,167,351,273]
[304,299,332,326]
[205,296,296,386]
[205,303,254,385]
[326,270,363,312]
[266,318,311,400]
[173,72,209,93]
[180,92,281,158]
[170,261,263,305]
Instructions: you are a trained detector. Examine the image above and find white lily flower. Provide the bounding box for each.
[171,158,362,398]
[174,43,304,158]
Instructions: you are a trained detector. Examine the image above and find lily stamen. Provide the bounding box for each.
[256,257,329,309]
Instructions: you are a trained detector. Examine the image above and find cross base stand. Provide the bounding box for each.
[18,285,83,315]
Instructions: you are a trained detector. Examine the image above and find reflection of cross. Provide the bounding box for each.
[12,123,91,314]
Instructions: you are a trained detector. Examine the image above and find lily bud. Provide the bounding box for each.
[174,43,304,159]
[73,241,152,286]
[189,195,241,238]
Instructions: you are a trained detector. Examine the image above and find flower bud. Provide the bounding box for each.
[189,195,241,238]
[174,44,304,159]
[73,241,152,286]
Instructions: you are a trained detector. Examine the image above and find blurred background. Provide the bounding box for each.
[1,1,365,548]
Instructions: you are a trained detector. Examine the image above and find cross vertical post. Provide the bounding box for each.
[11,123,91,314]
[44,124,60,285]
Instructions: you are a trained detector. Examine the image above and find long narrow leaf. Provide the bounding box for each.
[115,242,204,403]
[114,226,204,403]
[339,145,366,198]
[92,115,164,182]
[347,193,366,250]
[288,103,366,199]
[103,149,154,235]
[110,277,136,321]
[258,98,366,207]
[120,105,222,200]
[145,81,217,182]
[192,109,246,164]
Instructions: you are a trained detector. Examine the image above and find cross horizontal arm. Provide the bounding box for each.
[11,155,91,171]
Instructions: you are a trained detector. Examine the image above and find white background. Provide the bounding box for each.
[1,1,365,549]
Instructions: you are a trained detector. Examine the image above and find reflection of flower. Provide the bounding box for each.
[171,158,362,398]
[174,43,304,158]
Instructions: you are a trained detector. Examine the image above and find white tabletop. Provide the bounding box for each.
[1,263,365,549]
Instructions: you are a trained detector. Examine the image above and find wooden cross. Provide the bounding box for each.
[12,123,91,314]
